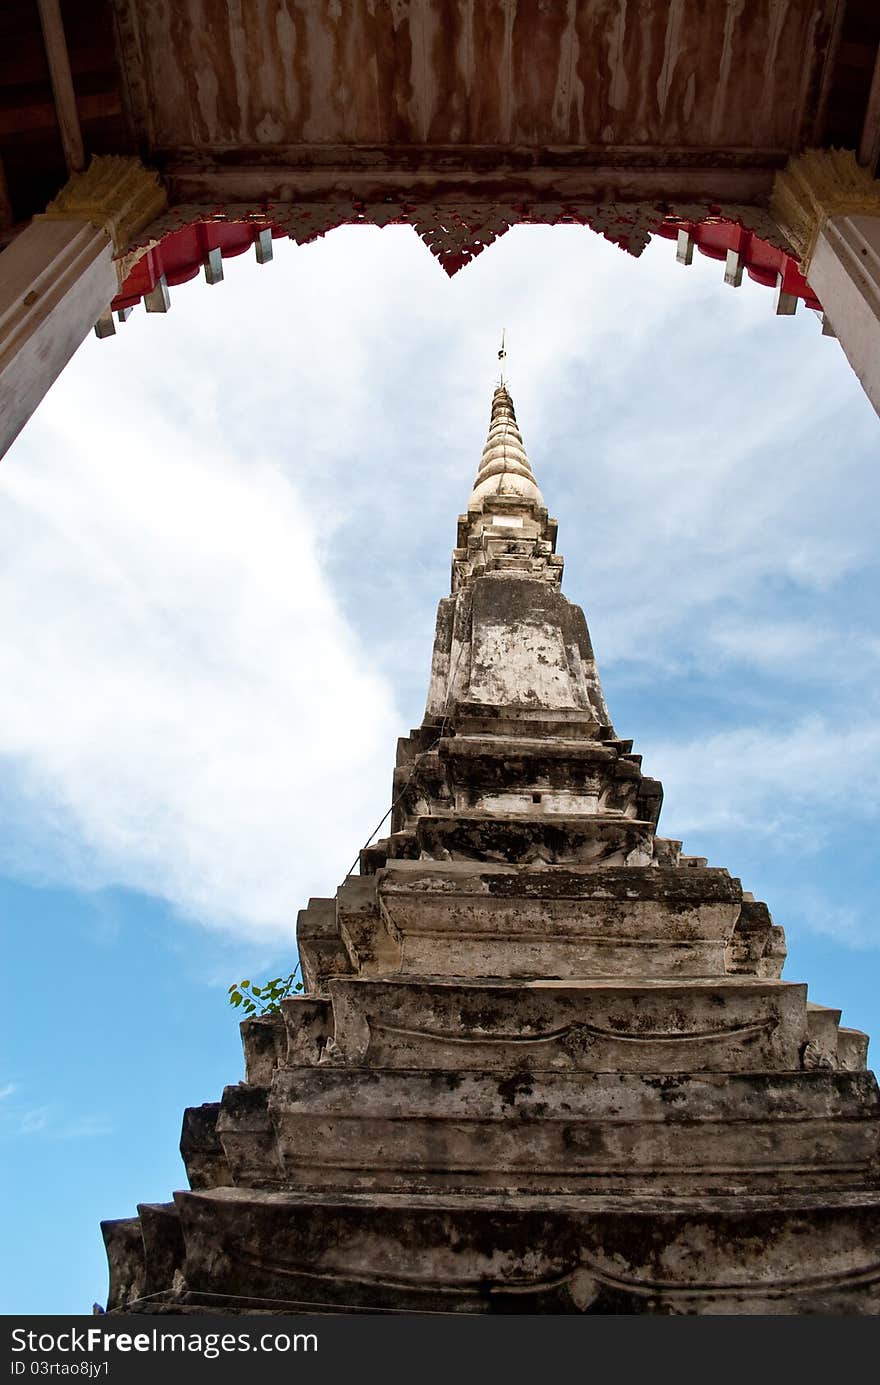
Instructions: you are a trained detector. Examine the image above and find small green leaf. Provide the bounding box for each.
[227,969,305,1022]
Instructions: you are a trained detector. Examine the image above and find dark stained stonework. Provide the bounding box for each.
[102,386,880,1314]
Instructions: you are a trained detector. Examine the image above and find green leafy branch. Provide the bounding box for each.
[228,964,303,1017]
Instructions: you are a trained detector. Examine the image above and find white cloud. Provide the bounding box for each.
[646,715,880,844]
[0,367,400,937]
[782,889,875,950]
[0,1091,114,1141]
[55,1115,115,1141]
[10,1107,51,1137]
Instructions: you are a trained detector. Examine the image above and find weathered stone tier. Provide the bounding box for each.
[323,977,809,1072]
[213,1068,878,1196]
[426,577,611,721]
[298,864,777,988]
[103,1189,880,1315]
[388,732,663,835]
[259,985,864,1082]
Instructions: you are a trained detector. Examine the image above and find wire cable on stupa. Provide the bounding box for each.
[342,635,468,879]
[341,354,532,879]
[121,1286,468,1316]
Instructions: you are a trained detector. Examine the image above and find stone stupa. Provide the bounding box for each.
[103,383,880,1314]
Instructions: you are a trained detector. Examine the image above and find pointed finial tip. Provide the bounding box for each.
[497,328,507,386]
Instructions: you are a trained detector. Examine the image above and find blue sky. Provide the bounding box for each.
[1,223,878,1313]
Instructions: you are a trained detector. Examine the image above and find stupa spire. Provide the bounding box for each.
[100,373,880,1321]
[429,383,611,726]
[468,383,544,508]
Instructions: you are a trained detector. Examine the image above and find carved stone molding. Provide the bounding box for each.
[38,156,168,280]
[217,1238,880,1312]
[369,1016,779,1050]
[771,148,880,270]
[801,1038,839,1071]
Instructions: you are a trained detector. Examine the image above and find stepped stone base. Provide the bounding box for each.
[103,1189,880,1315]
[324,977,808,1071]
[300,864,761,987]
[221,1068,879,1196]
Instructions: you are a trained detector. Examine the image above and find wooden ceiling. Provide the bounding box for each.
[0,0,132,231]
[118,0,834,150]
[2,1,878,235]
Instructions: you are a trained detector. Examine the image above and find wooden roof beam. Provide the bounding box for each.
[158,151,782,211]
[0,156,11,231]
[859,44,880,177]
[36,0,85,174]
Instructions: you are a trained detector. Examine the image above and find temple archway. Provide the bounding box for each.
[2,1,879,452]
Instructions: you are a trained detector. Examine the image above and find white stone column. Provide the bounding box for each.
[0,157,167,459]
[0,219,116,455]
[772,150,880,419]
[808,214,880,415]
